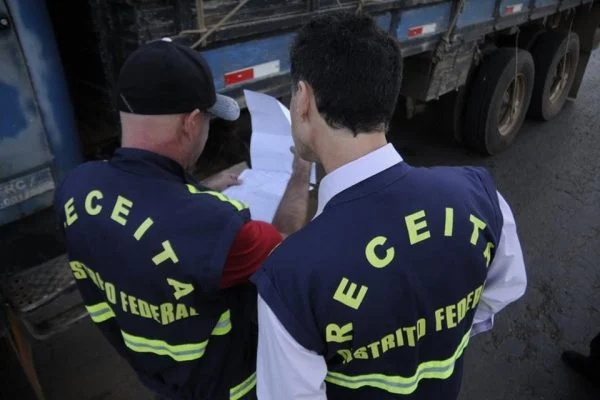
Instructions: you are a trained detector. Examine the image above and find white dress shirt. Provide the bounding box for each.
[256,143,527,399]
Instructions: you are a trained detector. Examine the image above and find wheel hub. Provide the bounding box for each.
[498,73,526,137]
[549,52,573,104]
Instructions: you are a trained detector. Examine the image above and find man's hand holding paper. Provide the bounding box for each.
[223,90,316,224]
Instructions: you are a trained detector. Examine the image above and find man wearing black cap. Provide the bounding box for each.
[54,39,311,399]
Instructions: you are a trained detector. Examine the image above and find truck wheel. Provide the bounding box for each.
[439,88,467,143]
[528,31,580,121]
[464,48,535,155]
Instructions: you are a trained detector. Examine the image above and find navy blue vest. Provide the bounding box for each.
[253,162,503,399]
[55,149,256,400]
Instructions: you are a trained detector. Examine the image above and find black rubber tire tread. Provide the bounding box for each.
[440,44,497,144]
[528,31,580,121]
[463,48,535,155]
[439,89,464,142]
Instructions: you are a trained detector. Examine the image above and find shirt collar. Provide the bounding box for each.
[110,147,194,183]
[315,143,403,218]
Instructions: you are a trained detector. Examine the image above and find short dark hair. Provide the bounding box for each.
[290,12,403,135]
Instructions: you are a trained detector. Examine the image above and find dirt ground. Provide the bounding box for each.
[2,52,600,400]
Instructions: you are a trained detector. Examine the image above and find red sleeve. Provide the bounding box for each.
[220,220,283,289]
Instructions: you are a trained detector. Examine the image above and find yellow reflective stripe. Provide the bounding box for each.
[186,184,247,211]
[85,302,115,323]
[121,330,208,362]
[211,310,232,336]
[325,329,471,395]
[121,309,231,362]
[230,372,256,400]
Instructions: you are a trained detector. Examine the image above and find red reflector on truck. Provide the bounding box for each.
[408,23,437,39]
[225,68,254,86]
[224,61,281,87]
[408,27,424,38]
[505,4,524,14]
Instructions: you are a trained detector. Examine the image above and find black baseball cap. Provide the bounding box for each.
[116,38,240,121]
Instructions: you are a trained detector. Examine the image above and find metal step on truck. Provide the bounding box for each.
[1,0,600,398]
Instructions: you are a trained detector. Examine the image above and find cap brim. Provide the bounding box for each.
[208,94,240,121]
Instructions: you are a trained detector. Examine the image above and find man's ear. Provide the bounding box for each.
[182,109,202,139]
[295,81,312,121]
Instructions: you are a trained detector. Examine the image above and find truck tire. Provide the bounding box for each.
[528,31,580,121]
[464,48,535,155]
[439,88,467,143]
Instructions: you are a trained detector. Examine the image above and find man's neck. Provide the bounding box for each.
[121,136,187,169]
[120,112,189,169]
[317,130,389,174]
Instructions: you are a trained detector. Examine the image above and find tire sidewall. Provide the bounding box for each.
[541,34,580,120]
[484,51,535,155]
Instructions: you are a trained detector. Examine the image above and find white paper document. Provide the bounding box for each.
[222,90,316,223]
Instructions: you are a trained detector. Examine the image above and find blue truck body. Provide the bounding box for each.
[0,0,82,226]
[0,0,598,227]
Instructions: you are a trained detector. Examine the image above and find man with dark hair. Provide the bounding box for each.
[251,12,527,399]
[54,39,311,399]
[287,12,402,137]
